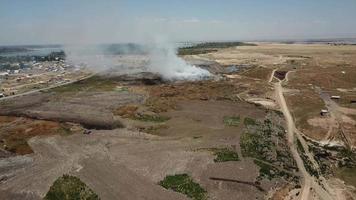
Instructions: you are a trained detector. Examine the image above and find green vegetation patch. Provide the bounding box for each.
[243,117,257,127]
[254,160,292,181]
[240,116,298,181]
[44,174,100,200]
[159,174,207,200]
[139,124,169,135]
[58,125,73,136]
[178,42,256,55]
[338,148,355,159]
[134,114,170,123]
[223,116,240,126]
[240,131,272,160]
[212,148,239,162]
[178,48,217,56]
[296,138,305,154]
[240,119,281,160]
[115,86,129,92]
[296,139,319,178]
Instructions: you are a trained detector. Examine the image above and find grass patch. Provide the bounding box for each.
[58,125,73,136]
[243,117,257,127]
[296,138,305,154]
[159,174,207,200]
[140,124,169,135]
[338,148,355,159]
[223,116,240,126]
[44,174,100,200]
[134,114,170,123]
[115,86,129,92]
[240,131,272,160]
[296,139,319,177]
[254,160,290,181]
[240,116,298,181]
[178,48,217,56]
[240,119,279,161]
[212,148,239,162]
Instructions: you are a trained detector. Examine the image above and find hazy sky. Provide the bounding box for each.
[1,0,356,45]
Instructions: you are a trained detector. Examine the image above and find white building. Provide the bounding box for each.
[320,109,329,116]
[331,96,341,99]
[0,72,9,76]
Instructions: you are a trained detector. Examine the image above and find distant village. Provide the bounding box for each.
[0,51,88,98]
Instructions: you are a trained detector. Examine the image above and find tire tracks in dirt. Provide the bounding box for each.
[271,69,335,200]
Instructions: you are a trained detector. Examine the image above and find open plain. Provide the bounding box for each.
[1,42,356,200]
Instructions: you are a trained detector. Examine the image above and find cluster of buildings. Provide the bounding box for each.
[0,60,82,98]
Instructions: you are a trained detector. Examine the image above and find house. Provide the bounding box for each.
[0,72,9,77]
[320,109,329,116]
[331,95,341,99]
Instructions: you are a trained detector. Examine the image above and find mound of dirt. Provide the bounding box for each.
[0,116,74,155]
[0,91,144,130]
[145,80,244,113]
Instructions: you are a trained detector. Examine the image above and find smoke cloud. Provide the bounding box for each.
[146,40,211,80]
[63,39,211,81]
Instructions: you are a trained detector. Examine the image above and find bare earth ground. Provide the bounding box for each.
[1,43,356,199]
[197,43,356,147]
[0,100,271,200]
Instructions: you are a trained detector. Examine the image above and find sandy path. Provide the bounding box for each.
[317,88,354,147]
[268,68,277,82]
[273,71,337,200]
[274,81,312,199]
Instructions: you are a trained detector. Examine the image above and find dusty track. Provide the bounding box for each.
[272,70,336,200]
[317,88,356,147]
[274,80,312,199]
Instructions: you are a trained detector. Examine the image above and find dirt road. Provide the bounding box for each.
[274,81,312,199]
[268,69,277,83]
[272,70,336,200]
[315,86,356,148]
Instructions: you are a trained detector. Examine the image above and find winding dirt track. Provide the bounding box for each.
[274,81,312,199]
[272,70,336,200]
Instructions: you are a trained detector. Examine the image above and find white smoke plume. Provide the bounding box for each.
[63,39,211,81]
[146,39,211,80]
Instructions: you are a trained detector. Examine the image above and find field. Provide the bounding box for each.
[1,43,356,200]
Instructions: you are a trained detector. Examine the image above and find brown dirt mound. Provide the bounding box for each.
[145,80,244,113]
[114,105,139,118]
[0,116,76,155]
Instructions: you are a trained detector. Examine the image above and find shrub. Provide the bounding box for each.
[159,174,207,200]
[44,175,99,200]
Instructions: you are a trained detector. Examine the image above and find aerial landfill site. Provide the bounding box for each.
[1,1,356,200]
